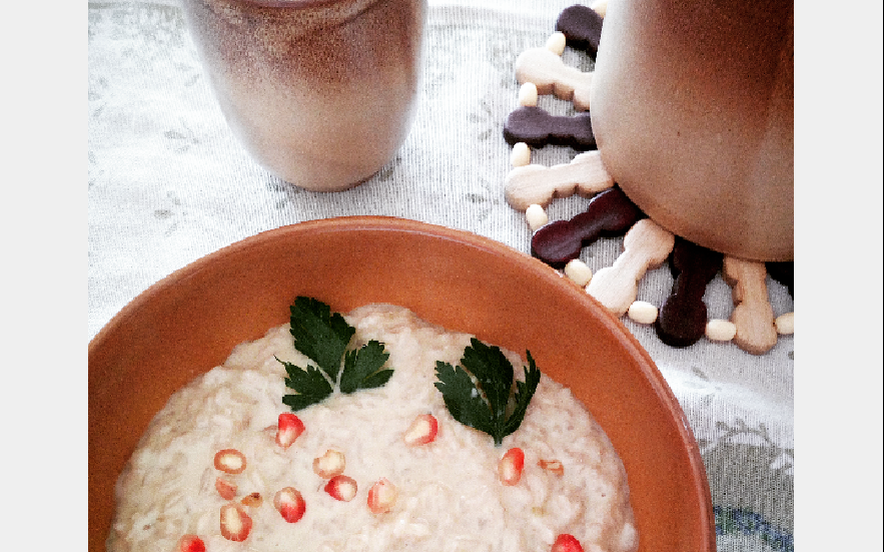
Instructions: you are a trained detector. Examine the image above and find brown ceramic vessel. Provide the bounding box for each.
[181,0,426,191]
[591,0,793,261]
[88,217,715,551]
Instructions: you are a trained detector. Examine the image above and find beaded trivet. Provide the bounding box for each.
[502,2,794,355]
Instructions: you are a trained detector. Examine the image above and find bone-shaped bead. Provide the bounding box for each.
[655,238,723,348]
[515,47,593,111]
[555,4,605,56]
[723,256,778,355]
[530,187,642,268]
[505,150,614,210]
[503,106,595,150]
[586,219,675,316]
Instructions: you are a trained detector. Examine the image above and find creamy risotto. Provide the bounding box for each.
[109,304,638,552]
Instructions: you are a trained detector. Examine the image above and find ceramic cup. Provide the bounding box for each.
[590,0,793,261]
[182,0,427,191]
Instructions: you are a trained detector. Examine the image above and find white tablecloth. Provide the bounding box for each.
[87,1,805,549]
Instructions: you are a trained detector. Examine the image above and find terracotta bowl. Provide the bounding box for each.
[88,216,714,551]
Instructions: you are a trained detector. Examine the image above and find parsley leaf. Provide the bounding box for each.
[340,340,393,393]
[434,338,541,446]
[289,296,354,382]
[280,362,333,410]
[281,297,394,411]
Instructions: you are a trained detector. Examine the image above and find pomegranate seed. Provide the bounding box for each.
[367,478,398,514]
[324,474,358,502]
[276,413,305,448]
[498,447,525,486]
[240,492,263,508]
[538,458,565,476]
[273,487,306,523]
[551,534,584,552]
[176,535,206,552]
[313,449,346,479]
[215,477,238,500]
[403,413,438,446]
[214,449,247,474]
[219,502,253,542]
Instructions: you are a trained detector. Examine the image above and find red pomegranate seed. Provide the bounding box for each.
[403,413,438,446]
[176,535,206,552]
[273,487,306,523]
[219,502,252,542]
[276,413,305,448]
[324,475,358,502]
[498,447,525,486]
[215,477,238,500]
[551,534,585,552]
[367,478,398,514]
[214,449,247,474]
[538,458,565,476]
[313,449,346,479]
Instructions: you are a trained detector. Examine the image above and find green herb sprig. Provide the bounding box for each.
[434,338,541,446]
[279,297,393,411]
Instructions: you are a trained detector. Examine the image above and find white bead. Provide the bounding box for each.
[775,312,794,335]
[510,141,531,167]
[518,82,538,107]
[564,259,593,287]
[705,319,737,342]
[627,301,658,325]
[591,0,608,18]
[525,204,548,231]
[545,32,567,56]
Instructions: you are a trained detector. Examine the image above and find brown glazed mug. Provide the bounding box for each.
[182,0,427,191]
[590,0,793,261]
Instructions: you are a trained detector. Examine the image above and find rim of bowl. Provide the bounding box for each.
[89,215,715,551]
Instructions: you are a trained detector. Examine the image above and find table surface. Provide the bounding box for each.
[88,1,797,549]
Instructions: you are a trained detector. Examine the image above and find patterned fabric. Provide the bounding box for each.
[88,1,794,549]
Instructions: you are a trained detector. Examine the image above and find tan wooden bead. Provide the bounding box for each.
[705,319,737,342]
[591,0,608,18]
[627,300,658,325]
[505,150,613,210]
[525,204,548,231]
[723,256,777,354]
[586,219,674,316]
[564,258,593,287]
[514,47,593,111]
